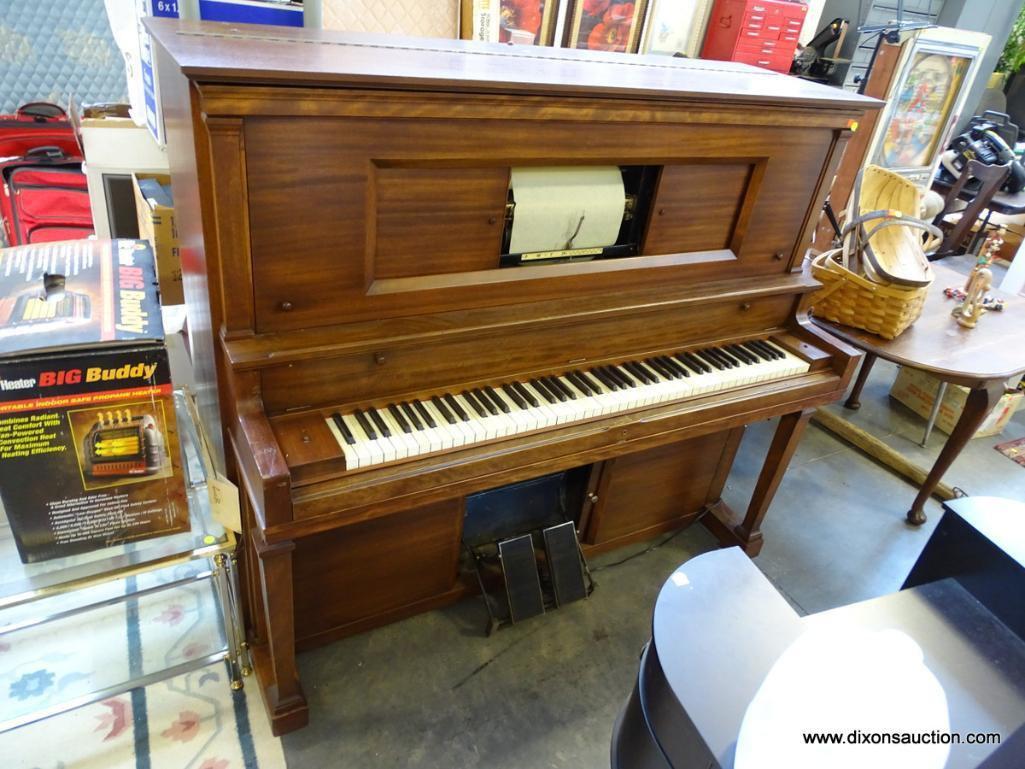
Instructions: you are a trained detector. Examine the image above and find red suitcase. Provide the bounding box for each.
[0,102,82,158]
[0,103,93,247]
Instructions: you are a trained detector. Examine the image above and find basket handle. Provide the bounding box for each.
[810,251,848,302]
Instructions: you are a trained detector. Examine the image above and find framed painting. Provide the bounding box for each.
[866,28,990,185]
[499,0,560,45]
[639,0,713,58]
[565,0,650,54]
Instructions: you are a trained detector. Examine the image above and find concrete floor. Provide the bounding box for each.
[282,283,1025,768]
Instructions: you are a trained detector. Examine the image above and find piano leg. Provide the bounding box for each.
[703,409,814,557]
[251,536,309,735]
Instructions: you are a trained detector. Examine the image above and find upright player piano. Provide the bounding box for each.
[148,18,878,734]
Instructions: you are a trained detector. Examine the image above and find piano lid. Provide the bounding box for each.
[145,18,880,112]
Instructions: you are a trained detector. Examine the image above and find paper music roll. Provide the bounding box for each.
[508,167,625,255]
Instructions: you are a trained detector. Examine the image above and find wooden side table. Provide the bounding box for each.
[813,262,1025,525]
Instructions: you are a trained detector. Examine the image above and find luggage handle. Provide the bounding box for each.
[16,102,67,122]
[24,146,66,161]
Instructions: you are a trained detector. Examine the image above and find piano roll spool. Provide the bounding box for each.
[508,166,626,258]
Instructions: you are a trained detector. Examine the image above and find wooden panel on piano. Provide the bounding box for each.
[643,163,757,255]
[259,291,796,414]
[292,498,463,648]
[584,431,744,549]
[375,167,509,278]
[243,113,834,333]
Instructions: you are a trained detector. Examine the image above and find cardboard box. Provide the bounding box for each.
[133,173,183,305]
[889,366,1023,439]
[0,239,188,563]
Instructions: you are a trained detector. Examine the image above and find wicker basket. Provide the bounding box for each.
[808,250,929,339]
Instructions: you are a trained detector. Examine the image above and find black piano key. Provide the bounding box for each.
[513,381,539,407]
[752,339,782,360]
[532,378,558,403]
[646,357,673,379]
[354,409,378,440]
[716,347,742,366]
[738,344,763,364]
[741,341,771,362]
[727,344,756,365]
[762,340,788,359]
[502,384,526,409]
[368,408,391,437]
[582,370,606,395]
[608,365,635,388]
[549,376,576,400]
[638,361,663,382]
[332,413,356,445]
[647,358,676,379]
[673,353,701,375]
[591,368,618,391]
[579,370,603,395]
[462,390,488,418]
[624,362,654,384]
[540,377,566,402]
[567,371,595,396]
[387,404,411,433]
[636,361,663,382]
[679,352,710,374]
[696,350,725,370]
[473,388,498,415]
[400,402,424,430]
[413,400,437,428]
[708,348,737,368]
[660,356,689,377]
[431,395,456,424]
[445,393,469,421]
[484,385,510,413]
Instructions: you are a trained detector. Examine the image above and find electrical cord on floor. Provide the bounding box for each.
[591,526,689,572]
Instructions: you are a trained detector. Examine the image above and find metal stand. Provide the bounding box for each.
[213,552,253,689]
[920,380,948,447]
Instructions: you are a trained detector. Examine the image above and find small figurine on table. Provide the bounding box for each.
[956,265,993,328]
[951,229,1004,327]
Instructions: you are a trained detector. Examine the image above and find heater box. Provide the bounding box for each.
[0,239,188,563]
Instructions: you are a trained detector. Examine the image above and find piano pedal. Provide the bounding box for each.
[498,534,546,623]
[543,521,589,607]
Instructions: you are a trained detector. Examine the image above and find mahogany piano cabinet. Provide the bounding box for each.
[147,18,878,734]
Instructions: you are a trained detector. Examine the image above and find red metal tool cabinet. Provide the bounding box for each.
[700,0,807,73]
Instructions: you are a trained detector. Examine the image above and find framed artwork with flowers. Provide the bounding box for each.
[461,0,560,46]
[565,0,650,54]
[500,0,559,45]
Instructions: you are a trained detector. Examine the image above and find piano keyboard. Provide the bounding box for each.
[324,340,809,470]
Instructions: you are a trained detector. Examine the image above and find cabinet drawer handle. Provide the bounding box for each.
[279,301,294,312]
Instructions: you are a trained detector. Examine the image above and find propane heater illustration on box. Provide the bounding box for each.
[0,273,91,335]
[82,408,167,479]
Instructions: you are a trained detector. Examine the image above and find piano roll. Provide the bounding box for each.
[508,166,626,257]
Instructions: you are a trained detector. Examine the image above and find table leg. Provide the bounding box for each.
[844,353,877,410]
[907,379,1005,526]
[919,381,948,448]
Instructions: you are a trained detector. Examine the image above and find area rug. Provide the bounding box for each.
[995,436,1025,468]
[0,566,285,769]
